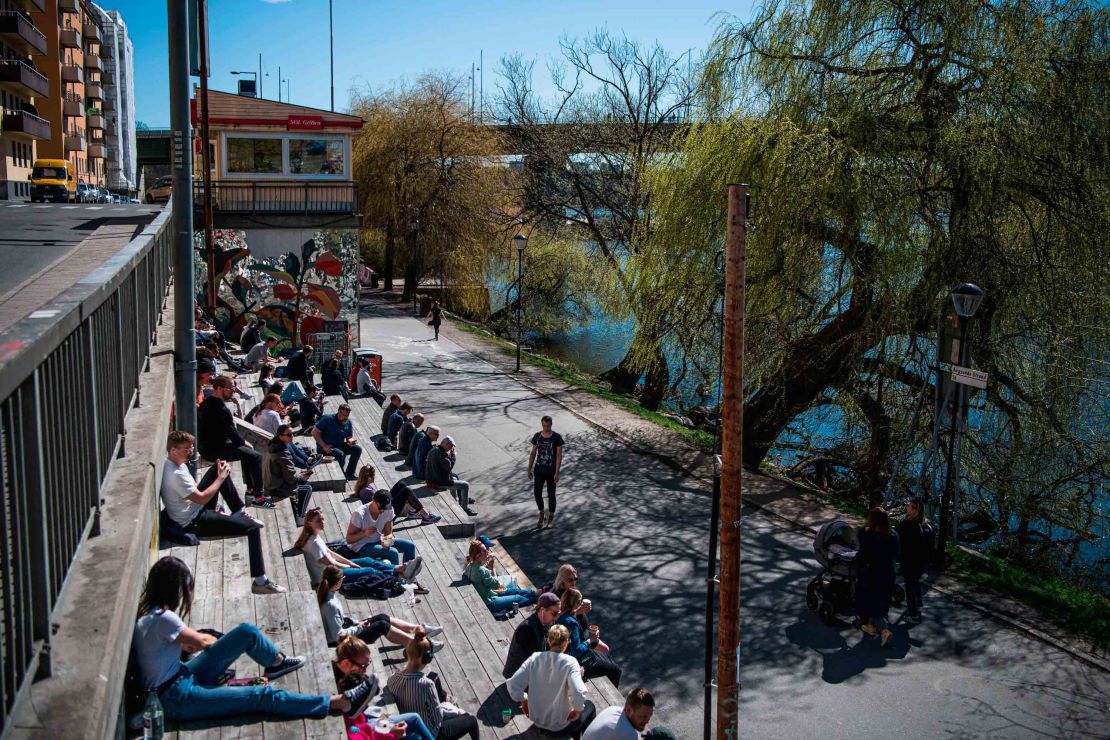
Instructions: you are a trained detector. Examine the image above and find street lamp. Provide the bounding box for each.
[937,282,984,565]
[230,70,257,97]
[514,234,527,372]
[410,218,420,315]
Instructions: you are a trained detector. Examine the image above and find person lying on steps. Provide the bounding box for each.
[317,565,443,649]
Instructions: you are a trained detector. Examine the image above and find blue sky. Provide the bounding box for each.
[104,0,755,127]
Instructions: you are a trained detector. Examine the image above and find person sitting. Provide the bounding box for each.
[334,645,436,740]
[503,592,560,678]
[258,363,277,391]
[387,628,480,740]
[401,413,424,461]
[245,336,279,372]
[311,403,362,481]
[354,358,385,403]
[463,539,537,615]
[412,425,437,481]
[354,465,442,525]
[197,375,268,505]
[582,688,655,740]
[506,624,596,740]
[344,489,417,565]
[161,431,284,593]
[295,508,422,586]
[254,393,286,435]
[381,393,401,436]
[266,424,314,501]
[322,357,350,401]
[239,318,264,352]
[298,384,324,431]
[317,565,443,649]
[557,589,622,687]
[196,359,217,406]
[553,564,608,652]
[286,344,315,387]
[388,402,412,449]
[131,556,377,723]
[425,436,475,515]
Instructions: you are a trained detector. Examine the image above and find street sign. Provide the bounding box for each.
[940,362,988,389]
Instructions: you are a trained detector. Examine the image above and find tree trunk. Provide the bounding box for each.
[600,344,642,395]
[599,330,669,411]
[383,221,395,292]
[401,262,418,303]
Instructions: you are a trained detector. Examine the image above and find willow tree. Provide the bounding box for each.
[499,30,697,409]
[637,0,1109,542]
[351,74,514,304]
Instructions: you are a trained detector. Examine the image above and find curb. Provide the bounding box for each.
[372,296,1110,675]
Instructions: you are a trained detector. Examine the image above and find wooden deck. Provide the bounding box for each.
[161,368,622,739]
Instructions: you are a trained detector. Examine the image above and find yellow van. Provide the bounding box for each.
[30,158,77,203]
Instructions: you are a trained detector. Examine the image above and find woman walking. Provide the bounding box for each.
[855,507,900,647]
[896,497,933,622]
[429,301,443,341]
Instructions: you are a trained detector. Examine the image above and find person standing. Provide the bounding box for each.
[506,624,596,740]
[855,507,901,647]
[430,301,443,341]
[896,497,933,623]
[528,415,565,529]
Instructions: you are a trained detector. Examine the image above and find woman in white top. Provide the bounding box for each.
[294,508,422,586]
[254,393,285,435]
[344,489,417,564]
[316,565,443,648]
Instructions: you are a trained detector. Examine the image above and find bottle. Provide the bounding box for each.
[142,691,164,739]
[402,583,417,607]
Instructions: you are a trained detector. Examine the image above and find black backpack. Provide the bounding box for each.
[340,572,405,600]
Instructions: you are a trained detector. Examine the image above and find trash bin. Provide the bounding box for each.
[419,296,433,318]
[370,273,379,289]
[351,347,383,389]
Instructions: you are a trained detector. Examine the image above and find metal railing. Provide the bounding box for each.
[193,180,358,215]
[0,206,173,730]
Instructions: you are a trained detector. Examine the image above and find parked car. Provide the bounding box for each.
[76,183,98,203]
[145,176,172,204]
[98,187,111,204]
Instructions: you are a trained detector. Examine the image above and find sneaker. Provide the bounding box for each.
[422,624,445,638]
[231,509,263,527]
[251,580,287,595]
[413,584,430,595]
[250,495,276,509]
[537,511,546,529]
[420,513,443,525]
[343,676,380,718]
[263,655,305,680]
[880,629,893,648]
[545,511,556,529]
[465,507,478,517]
[430,639,445,652]
[401,557,424,582]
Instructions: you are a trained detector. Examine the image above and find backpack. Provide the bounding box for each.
[340,572,405,600]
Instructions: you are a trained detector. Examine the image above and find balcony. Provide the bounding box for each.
[61,64,83,84]
[2,109,50,140]
[194,181,359,225]
[88,143,106,159]
[65,133,86,152]
[83,21,101,42]
[0,59,48,98]
[60,27,80,48]
[87,114,104,130]
[63,96,84,117]
[85,53,101,72]
[58,0,77,12]
[103,98,115,112]
[10,0,45,14]
[0,11,48,56]
[86,82,103,100]
[106,119,116,135]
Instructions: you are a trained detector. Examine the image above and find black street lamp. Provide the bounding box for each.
[514,234,527,372]
[937,282,984,566]
[410,218,420,316]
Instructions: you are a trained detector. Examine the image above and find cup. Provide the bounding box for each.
[582,599,592,609]
[589,625,600,639]
[501,708,513,726]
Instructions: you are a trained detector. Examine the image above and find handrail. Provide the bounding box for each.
[192,180,358,215]
[0,205,175,729]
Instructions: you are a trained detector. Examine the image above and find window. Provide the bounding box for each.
[226,137,281,174]
[288,139,345,175]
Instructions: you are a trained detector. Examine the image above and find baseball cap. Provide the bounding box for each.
[537,592,560,608]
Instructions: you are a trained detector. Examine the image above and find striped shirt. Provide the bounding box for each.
[387,671,443,734]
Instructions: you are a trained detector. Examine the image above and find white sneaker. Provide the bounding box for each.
[422,624,444,638]
[231,509,263,527]
[401,556,423,581]
[430,639,445,652]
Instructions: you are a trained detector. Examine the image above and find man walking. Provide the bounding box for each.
[311,403,362,480]
[528,415,565,529]
[161,431,286,594]
[507,624,596,739]
[197,375,269,506]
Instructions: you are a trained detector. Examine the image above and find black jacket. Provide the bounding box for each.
[502,613,547,678]
[896,519,933,575]
[299,397,321,429]
[380,402,398,436]
[240,326,261,351]
[197,394,245,458]
[266,439,301,497]
[321,364,347,396]
[286,351,312,385]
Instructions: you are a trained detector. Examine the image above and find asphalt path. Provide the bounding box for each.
[0,200,160,299]
[359,301,1109,739]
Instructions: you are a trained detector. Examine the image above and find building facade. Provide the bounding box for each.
[0,0,50,200]
[92,2,133,193]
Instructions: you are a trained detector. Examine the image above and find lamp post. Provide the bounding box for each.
[514,234,527,372]
[937,282,984,566]
[328,0,334,111]
[410,218,420,315]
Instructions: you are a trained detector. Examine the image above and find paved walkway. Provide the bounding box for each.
[361,294,1109,739]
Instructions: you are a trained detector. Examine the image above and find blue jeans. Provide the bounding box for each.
[487,587,537,613]
[317,441,362,477]
[289,443,309,468]
[342,556,398,582]
[355,538,416,565]
[160,623,330,720]
[392,711,435,740]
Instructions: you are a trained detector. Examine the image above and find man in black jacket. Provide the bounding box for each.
[502,592,560,678]
[197,375,270,506]
[286,345,315,387]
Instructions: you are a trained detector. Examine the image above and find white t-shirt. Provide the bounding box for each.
[161,460,200,527]
[256,408,282,435]
[303,533,330,584]
[132,608,185,689]
[356,368,374,394]
[348,503,394,551]
[582,706,640,740]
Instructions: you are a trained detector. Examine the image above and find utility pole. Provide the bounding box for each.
[470,62,475,122]
[717,183,748,740]
[197,0,216,319]
[329,0,334,111]
[168,0,197,440]
[479,49,483,123]
[258,52,263,98]
[277,65,282,102]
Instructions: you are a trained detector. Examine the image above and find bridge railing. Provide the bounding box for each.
[0,206,173,731]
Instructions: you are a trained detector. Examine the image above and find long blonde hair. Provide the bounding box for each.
[554,563,577,591]
[559,588,583,618]
[294,509,325,551]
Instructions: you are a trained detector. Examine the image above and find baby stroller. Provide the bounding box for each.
[806,519,903,626]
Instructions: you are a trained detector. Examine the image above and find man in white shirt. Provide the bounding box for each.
[161,430,286,595]
[507,624,596,739]
[245,337,279,371]
[582,687,654,740]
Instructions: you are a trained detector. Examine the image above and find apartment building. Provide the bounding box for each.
[0,0,50,200]
[92,3,133,193]
[30,0,106,192]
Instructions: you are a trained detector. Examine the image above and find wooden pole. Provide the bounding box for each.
[717,183,747,740]
[197,0,216,318]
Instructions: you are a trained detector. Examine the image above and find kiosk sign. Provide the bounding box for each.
[287,115,323,130]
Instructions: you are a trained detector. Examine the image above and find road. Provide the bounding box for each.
[0,200,161,299]
[358,298,1109,739]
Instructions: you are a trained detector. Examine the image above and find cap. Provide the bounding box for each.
[643,730,677,740]
[441,435,456,446]
[537,592,560,608]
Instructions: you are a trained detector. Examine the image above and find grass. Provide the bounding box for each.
[950,546,1110,647]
